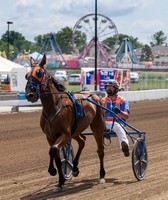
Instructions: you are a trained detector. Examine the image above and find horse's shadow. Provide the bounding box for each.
[20,177,136,200]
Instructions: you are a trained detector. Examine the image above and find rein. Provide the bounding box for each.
[40,91,67,95]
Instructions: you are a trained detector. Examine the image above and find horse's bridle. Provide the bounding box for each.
[25,65,52,102]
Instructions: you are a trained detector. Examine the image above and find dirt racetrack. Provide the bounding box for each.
[0,99,168,200]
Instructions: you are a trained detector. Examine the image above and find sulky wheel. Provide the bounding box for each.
[132,138,148,181]
[59,144,74,180]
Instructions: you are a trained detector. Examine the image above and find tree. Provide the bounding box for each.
[118,34,144,49]
[150,30,167,46]
[55,27,86,54]
[34,34,49,50]
[140,45,153,61]
[103,36,116,53]
[1,31,25,45]
[0,31,38,60]
[72,31,86,53]
[55,27,73,54]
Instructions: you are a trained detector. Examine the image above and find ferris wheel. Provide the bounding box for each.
[72,13,119,57]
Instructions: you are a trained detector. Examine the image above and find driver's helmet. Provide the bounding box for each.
[104,79,119,95]
[104,79,119,89]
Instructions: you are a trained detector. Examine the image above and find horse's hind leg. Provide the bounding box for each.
[72,134,86,177]
[91,124,106,183]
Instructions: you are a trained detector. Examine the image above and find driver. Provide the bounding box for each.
[102,79,130,157]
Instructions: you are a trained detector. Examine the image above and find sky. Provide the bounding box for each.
[0,0,168,45]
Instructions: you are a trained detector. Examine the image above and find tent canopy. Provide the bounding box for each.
[0,56,24,74]
[30,52,43,60]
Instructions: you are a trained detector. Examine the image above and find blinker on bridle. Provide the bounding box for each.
[26,65,50,94]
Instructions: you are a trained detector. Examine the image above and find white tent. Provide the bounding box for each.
[0,56,24,73]
[0,56,28,92]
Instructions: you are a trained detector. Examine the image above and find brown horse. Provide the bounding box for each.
[25,55,106,191]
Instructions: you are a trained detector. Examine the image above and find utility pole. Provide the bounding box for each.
[94,0,98,91]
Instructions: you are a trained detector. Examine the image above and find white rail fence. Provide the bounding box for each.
[0,89,168,108]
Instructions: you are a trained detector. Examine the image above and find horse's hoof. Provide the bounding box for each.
[99,178,106,184]
[72,170,79,177]
[48,167,57,176]
[55,185,63,192]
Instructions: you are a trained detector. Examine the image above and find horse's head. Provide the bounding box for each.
[25,54,50,103]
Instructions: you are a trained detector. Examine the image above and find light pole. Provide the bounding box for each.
[7,21,13,60]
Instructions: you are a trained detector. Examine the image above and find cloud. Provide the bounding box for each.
[14,0,43,10]
[50,0,92,17]
[49,0,153,17]
[98,0,140,16]
[0,0,166,44]
[13,0,43,19]
[128,19,165,44]
[132,19,165,33]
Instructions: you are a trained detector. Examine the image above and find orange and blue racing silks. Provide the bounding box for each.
[102,95,130,122]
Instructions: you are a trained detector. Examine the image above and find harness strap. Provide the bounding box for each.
[67,92,78,135]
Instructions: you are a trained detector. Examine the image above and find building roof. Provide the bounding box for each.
[136,45,168,57]
[151,45,168,56]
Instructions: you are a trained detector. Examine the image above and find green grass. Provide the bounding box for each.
[130,71,168,90]
[64,82,81,92]
[56,70,168,91]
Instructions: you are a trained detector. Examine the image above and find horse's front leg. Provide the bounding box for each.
[48,146,57,176]
[48,134,70,192]
[48,145,65,192]
[72,134,86,177]
[55,148,65,191]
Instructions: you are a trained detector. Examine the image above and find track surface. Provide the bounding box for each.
[0,99,168,200]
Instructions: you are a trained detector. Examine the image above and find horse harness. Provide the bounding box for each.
[26,65,85,136]
[40,91,84,136]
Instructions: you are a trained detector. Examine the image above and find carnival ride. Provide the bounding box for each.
[38,34,66,68]
[72,14,119,68]
[116,38,139,66]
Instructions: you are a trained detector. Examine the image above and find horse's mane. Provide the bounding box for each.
[51,76,66,92]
